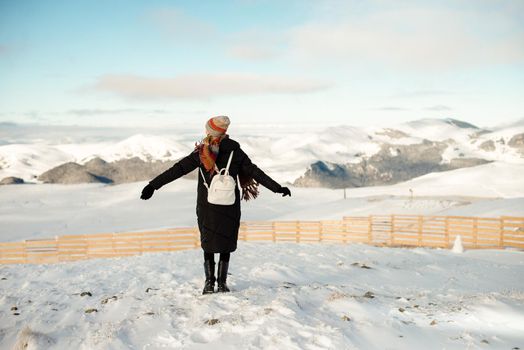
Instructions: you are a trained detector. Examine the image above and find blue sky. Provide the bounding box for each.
[0,0,523,128]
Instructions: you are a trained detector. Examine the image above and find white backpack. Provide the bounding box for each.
[199,151,240,205]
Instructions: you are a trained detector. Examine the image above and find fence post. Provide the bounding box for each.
[390,214,395,246]
[343,218,348,244]
[54,235,59,261]
[417,215,423,246]
[111,232,116,256]
[194,228,200,247]
[368,215,373,244]
[84,235,89,260]
[473,217,478,248]
[296,221,300,243]
[320,221,324,242]
[445,217,450,247]
[272,222,276,242]
[499,217,504,248]
[23,240,28,264]
[53,236,59,263]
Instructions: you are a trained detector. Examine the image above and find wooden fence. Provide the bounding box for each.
[1,215,523,264]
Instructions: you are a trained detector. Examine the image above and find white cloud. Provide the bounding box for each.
[225,29,285,61]
[392,89,456,97]
[148,9,283,62]
[148,8,215,41]
[424,105,452,111]
[287,5,524,71]
[373,106,410,111]
[66,108,170,116]
[227,43,278,61]
[180,2,524,68]
[88,73,331,100]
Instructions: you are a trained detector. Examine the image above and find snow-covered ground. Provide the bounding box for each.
[1,242,523,349]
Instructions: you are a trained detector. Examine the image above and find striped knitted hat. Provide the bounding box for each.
[205,116,230,136]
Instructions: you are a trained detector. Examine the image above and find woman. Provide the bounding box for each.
[140,116,291,294]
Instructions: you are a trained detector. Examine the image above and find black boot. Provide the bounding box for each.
[202,260,215,295]
[217,260,230,293]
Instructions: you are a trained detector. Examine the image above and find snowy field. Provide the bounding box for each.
[1,161,524,242]
[1,242,523,349]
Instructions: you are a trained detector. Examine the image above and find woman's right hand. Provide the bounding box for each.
[140,184,155,200]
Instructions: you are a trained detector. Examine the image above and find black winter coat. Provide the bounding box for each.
[148,137,283,253]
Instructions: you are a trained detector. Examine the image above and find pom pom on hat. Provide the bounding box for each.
[206,116,230,136]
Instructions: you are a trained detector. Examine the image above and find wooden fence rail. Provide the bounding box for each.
[1,215,523,264]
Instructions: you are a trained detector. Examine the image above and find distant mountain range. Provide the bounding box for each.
[294,140,489,188]
[294,118,523,188]
[1,118,523,187]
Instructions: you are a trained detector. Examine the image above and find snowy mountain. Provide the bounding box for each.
[0,134,194,184]
[0,118,523,186]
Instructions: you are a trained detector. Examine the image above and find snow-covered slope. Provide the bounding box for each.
[340,161,524,199]
[1,242,523,349]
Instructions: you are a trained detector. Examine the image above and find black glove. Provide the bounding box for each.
[278,187,291,197]
[140,184,155,200]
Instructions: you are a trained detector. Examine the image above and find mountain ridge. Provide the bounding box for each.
[1,118,523,187]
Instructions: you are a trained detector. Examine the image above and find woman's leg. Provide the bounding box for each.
[202,251,216,294]
[217,253,231,292]
[204,252,215,263]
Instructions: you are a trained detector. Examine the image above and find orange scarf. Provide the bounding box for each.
[195,134,228,175]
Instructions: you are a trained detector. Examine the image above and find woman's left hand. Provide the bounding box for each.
[278,187,291,197]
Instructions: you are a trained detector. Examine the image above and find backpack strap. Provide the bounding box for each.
[225,151,234,175]
[199,167,210,190]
